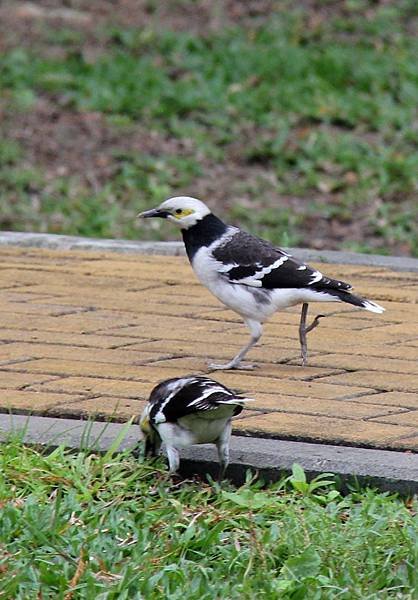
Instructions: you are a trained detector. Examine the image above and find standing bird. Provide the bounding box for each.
[139,376,252,478]
[139,197,384,369]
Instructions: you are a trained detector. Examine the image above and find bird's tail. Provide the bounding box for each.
[329,289,384,314]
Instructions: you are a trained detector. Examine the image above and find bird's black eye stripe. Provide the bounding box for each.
[175,208,182,215]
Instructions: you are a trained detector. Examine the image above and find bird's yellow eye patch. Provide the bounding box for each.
[139,415,151,434]
[173,208,194,219]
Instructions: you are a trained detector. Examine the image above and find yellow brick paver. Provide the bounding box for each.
[346,391,418,409]
[244,393,407,419]
[233,413,417,448]
[319,371,418,393]
[296,353,418,375]
[2,330,148,348]
[0,371,60,389]
[0,390,85,412]
[47,396,148,419]
[29,376,152,397]
[0,342,170,365]
[0,245,417,451]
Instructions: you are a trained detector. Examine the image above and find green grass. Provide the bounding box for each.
[1,1,418,253]
[1,438,418,598]
[0,145,200,240]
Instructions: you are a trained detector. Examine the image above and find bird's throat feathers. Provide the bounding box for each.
[182,213,228,262]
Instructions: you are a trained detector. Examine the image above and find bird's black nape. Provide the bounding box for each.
[182,213,228,261]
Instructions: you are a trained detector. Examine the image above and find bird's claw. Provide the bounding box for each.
[235,363,258,371]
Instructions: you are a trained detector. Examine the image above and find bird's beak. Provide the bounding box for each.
[137,208,169,219]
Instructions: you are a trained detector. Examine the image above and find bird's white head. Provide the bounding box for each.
[138,196,211,229]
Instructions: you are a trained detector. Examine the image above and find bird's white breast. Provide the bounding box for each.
[191,246,277,321]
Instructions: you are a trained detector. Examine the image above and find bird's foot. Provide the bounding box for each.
[235,363,258,371]
[208,361,258,371]
[305,314,326,334]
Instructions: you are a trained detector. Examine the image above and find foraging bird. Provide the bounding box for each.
[139,197,384,369]
[139,376,252,478]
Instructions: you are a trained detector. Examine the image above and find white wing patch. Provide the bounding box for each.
[217,262,240,273]
[189,392,254,412]
[227,255,289,287]
[309,270,323,285]
[210,227,240,253]
[216,397,254,405]
[187,386,232,407]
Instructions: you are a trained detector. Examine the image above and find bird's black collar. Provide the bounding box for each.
[182,213,228,262]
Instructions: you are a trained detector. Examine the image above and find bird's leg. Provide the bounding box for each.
[208,337,258,371]
[209,320,262,371]
[216,421,232,482]
[166,445,180,474]
[298,303,325,366]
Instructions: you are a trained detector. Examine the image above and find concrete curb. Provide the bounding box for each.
[1,414,418,495]
[0,231,185,256]
[1,230,418,271]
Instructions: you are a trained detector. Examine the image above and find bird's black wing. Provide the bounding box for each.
[149,377,245,423]
[212,230,351,292]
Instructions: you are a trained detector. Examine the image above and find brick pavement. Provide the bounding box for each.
[0,245,417,451]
